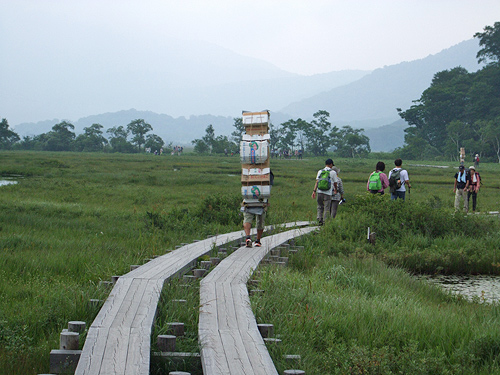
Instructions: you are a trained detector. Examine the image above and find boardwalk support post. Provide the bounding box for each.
[60,331,79,350]
[68,321,86,334]
[157,334,176,352]
[167,322,185,337]
[257,323,274,338]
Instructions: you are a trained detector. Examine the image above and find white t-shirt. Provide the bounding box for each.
[388,167,409,192]
[316,167,338,196]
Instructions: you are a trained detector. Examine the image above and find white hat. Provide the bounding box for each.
[469,166,475,170]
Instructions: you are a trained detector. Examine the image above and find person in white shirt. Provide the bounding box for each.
[312,159,338,225]
[388,158,411,201]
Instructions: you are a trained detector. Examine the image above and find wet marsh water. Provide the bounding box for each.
[0,177,18,186]
[419,274,500,303]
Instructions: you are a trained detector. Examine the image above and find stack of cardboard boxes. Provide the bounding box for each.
[240,111,271,207]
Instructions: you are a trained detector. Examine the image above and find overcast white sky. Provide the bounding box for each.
[2,0,499,76]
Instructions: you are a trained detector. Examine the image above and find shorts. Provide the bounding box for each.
[243,211,266,230]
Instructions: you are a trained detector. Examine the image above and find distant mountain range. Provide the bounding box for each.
[280,38,482,129]
[10,39,482,152]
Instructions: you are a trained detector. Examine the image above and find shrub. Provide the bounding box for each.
[312,194,500,274]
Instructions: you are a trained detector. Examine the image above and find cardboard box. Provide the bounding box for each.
[244,124,269,137]
[241,167,271,183]
[240,110,271,207]
[243,198,269,207]
[242,111,269,125]
[242,185,271,199]
[242,134,270,141]
[240,141,269,164]
[242,167,270,175]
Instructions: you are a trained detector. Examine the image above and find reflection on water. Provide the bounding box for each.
[0,179,17,186]
[418,275,500,303]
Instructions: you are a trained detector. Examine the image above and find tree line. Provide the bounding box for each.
[0,119,169,153]
[192,110,371,158]
[0,111,371,158]
[397,21,500,163]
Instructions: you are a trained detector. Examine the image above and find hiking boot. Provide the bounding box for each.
[246,238,252,247]
[253,240,262,247]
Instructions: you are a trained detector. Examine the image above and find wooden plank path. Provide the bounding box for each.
[199,226,317,375]
[74,221,311,375]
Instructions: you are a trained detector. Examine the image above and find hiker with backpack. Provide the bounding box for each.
[388,158,411,201]
[330,166,344,219]
[453,165,470,213]
[312,159,338,225]
[467,166,481,213]
[367,161,389,194]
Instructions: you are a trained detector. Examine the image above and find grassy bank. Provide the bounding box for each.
[0,151,499,374]
[253,253,500,374]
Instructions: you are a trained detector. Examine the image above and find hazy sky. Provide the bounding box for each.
[2,0,499,76]
[1,1,499,125]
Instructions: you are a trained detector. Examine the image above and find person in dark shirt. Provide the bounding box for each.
[453,165,470,213]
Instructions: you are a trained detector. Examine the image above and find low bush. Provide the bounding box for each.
[312,194,500,274]
[144,193,242,239]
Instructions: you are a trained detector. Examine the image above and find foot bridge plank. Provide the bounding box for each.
[199,226,317,375]
[75,222,312,375]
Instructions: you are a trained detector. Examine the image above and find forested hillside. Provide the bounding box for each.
[397,22,500,162]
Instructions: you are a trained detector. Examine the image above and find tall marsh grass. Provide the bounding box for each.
[253,254,500,374]
[0,151,499,374]
[316,194,500,274]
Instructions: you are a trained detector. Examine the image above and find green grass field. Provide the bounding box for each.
[1,151,499,374]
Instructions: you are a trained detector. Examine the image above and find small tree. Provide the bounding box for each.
[202,124,216,152]
[45,121,76,151]
[144,134,165,152]
[479,118,500,163]
[107,126,134,153]
[75,123,108,152]
[0,118,20,149]
[475,22,500,66]
[331,125,371,158]
[230,117,244,144]
[192,138,210,154]
[194,124,235,154]
[304,110,332,156]
[127,119,153,152]
[279,119,298,152]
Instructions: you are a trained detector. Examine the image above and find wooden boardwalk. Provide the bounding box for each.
[74,222,311,375]
[199,226,317,375]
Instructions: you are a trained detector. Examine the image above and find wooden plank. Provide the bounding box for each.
[232,283,256,332]
[240,329,278,375]
[199,329,231,374]
[100,279,150,374]
[215,281,237,331]
[219,329,253,374]
[199,226,317,375]
[90,278,134,328]
[76,223,314,375]
[124,326,150,374]
[73,327,108,374]
[124,280,163,373]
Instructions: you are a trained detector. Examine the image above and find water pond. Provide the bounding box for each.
[0,179,18,186]
[418,274,500,303]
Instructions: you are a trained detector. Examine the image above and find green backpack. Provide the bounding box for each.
[368,171,382,191]
[317,169,332,191]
